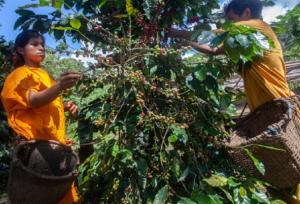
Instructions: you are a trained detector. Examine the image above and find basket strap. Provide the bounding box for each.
[239,102,248,120]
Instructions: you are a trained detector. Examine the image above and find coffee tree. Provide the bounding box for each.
[0,0,14,194]
[272,4,300,60]
[14,0,284,203]
[0,36,14,195]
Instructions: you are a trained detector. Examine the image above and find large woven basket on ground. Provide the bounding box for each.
[8,140,79,204]
[225,98,300,189]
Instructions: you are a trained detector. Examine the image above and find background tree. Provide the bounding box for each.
[0,0,14,195]
[272,4,300,60]
[43,47,85,79]
[0,37,13,193]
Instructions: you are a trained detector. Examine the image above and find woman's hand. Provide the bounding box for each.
[57,71,81,91]
[66,139,76,146]
[64,101,78,118]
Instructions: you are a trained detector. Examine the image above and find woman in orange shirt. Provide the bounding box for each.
[1,30,81,203]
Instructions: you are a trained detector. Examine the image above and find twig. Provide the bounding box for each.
[233,77,242,89]
[63,2,116,39]
[74,138,101,147]
[112,88,134,124]
[160,126,170,152]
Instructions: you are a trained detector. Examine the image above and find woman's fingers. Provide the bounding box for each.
[64,101,78,117]
[69,104,78,117]
[59,73,81,90]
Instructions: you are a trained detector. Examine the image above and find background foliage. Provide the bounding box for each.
[43,47,85,78]
[0,0,13,194]
[272,4,300,60]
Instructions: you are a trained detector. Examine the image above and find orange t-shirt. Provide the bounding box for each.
[235,20,291,111]
[1,66,66,143]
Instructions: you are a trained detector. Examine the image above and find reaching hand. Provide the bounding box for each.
[57,71,81,91]
[66,139,75,146]
[64,101,79,118]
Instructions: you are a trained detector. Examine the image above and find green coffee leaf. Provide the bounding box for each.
[39,0,50,6]
[203,174,228,187]
[251,191,270,204]
[112,143,119,157]
[99,0,108,8]
[177,167,189,182]
[177,197,197,204]
[70,18,81,29]
[126,0,137,16]
[169,125,188,144]
[236,34,250,48]
[244,148,265,175]
[153,185,168,204]
[191,191,223,204]
[194,67,207,81]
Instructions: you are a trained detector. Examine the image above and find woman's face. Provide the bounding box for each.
[18,37,45,64]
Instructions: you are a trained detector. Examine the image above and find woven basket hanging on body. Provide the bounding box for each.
[225,98,300,189]
[8,140,79,204]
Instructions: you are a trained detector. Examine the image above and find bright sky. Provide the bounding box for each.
[0,0,78,49]
[0,0,299,49]
[263,0,300,22]
[0,1,58,47]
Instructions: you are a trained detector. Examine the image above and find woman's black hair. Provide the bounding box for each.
[224,0,263,19]
[13,30,45,68]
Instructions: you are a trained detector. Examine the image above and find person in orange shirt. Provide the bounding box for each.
[1,30,81,203]
[169,0,291,111]
[169,0,299,202]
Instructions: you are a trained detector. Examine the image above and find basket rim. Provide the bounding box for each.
[12,139,79,180]
[236,98,294,125]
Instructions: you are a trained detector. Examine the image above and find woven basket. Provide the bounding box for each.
[8,140,79,204]
[226,98,300,189]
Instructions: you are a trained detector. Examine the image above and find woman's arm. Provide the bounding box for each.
[28,71,81,108]
[168,28,225,55]
[29,84,61,107]
[187,41,224,55]
[168,28,194,40]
